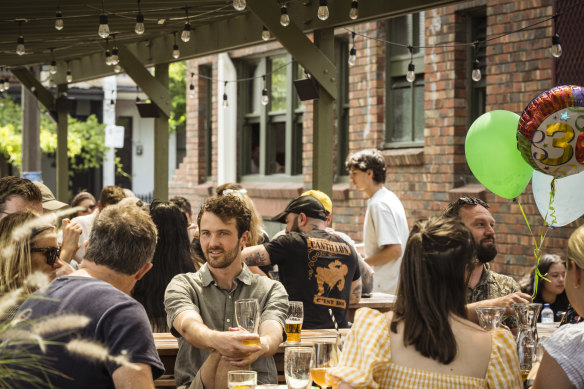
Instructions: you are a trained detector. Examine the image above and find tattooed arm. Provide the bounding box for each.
[241,245,272,267]
[350,279,362,305]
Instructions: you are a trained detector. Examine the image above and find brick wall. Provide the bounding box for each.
[170,0,582,281]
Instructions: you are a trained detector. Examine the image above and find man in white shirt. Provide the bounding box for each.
[346,149,409,295]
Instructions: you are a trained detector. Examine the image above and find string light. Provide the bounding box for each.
[66,61,72,83]
[348,32,356,66]
[406,45,415,82]
[349,1,359,20]
[0,68,5,92]
[222,81,228,108]
[261,76,269,106]
[110,35,119,65]
[50,48,57,75]
[55,8,64,30]
[189,72,195,98]
[135,0,145,35]
[181,8,191,42]
[317,0,329,21]
[551,33,562,58]
[98,15,110,38]
[104,38,112,65]
[135,86,140,102]
[114,64,122,73]
[471,43,481,82]
[233,0,246,11]
[262,25,270,41]
[3,74,8,91]
[16,22,25,56]
[280,4,290,27]
[172,32,180,59]
[109,98,115,112]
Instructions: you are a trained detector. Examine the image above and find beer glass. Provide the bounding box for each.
[227,370,257,389]
[235,299,260,346]
[285,347,314,389]
[310,342,340,388]
[286,301,303,344]
[474,306,506,330]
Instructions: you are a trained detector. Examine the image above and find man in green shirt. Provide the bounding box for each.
[165,195,288,389]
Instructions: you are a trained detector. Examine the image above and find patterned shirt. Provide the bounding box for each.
[329,308,523,389]
[467,265,521,328]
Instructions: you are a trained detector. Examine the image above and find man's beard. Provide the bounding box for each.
[287,216,301,233]
[204,242,241,269]
[477,238,497,263]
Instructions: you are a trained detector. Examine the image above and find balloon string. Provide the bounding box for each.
[517,198,551,299]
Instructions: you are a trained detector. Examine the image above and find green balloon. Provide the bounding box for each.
[465,110,534,199]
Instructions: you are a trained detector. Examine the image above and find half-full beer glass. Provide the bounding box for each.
[227,370,257,389]
[286,301,303,344]
[235,299,260,346]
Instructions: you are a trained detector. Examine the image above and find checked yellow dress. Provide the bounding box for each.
[328,308,522,388]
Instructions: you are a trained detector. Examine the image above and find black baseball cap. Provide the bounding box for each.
[272,194,328,223]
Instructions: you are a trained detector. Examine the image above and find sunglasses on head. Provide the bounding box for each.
[456,197,489,208]
[222,189,247,196]
[30,246,61,266]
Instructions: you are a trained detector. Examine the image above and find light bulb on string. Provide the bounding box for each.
[50,49,57,74]
[16,36,25,56]
[3,78,8,91]
[110,36,119,65]
[222,81,228,108]
[262,26,270,41]
[317,0,329,21]
[280,4,290,27]
[55,9,64,30]
[135,0,145,35]
[551,33,562,58]
[66,70,72,83]
[0,73,4,92]
[172,32,180,59]
[261,76,269,106]
[349,1,359,20]
[114,64,122,73]
[471,58,481,82]
[406,45,415,82]
[49,76,56,88]
[181,8,191,42]
[233,0,246,11]
[348,32,356,66]
[98,14,110,38]
[104,38,112,65]
[188,73,196,98]
[109,98,115,112]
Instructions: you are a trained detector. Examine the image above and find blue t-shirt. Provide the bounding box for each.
[11,276,165,388]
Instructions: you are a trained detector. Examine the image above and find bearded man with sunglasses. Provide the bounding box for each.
[444,197,531,329]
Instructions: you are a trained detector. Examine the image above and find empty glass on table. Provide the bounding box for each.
[227,370,257,389]
[474,306,506,330]
[285,346,314,389]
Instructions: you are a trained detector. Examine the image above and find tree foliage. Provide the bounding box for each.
[169,61,186,135]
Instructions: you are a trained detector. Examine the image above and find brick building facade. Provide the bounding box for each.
[170,0,583,280]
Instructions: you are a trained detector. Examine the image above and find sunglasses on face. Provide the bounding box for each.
[30,246,61,266]
[87,204,96,211]
[456,196,489,208]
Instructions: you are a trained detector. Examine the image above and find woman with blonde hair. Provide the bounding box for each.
[329,216,522,388]
[533,225,584,388]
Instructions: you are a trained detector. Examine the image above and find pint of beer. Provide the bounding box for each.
[286,301,304,344]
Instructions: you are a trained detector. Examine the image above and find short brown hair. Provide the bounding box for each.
[99,186,126,207]
[85,202,157,275]
[345,149,386,184]
[197,195,251,238]
[0,176,42,214]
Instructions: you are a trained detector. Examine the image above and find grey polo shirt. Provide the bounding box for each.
[164,263,289,387]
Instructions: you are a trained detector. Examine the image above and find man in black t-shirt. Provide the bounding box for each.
[242,194,361,329]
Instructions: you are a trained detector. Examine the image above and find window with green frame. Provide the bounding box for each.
[239,54,304,180]
[384,12,425,148]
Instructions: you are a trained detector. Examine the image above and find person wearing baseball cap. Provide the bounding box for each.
[243,194,362,329]
[34,182,69,213]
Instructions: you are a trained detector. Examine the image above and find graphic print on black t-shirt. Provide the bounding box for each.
[308,238,350,309]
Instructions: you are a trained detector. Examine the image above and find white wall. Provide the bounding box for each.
[115,99,176,198]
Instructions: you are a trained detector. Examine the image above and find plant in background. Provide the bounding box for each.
[169,61,186,135]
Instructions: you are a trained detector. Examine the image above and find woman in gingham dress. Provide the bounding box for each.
[329,216,522,388]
